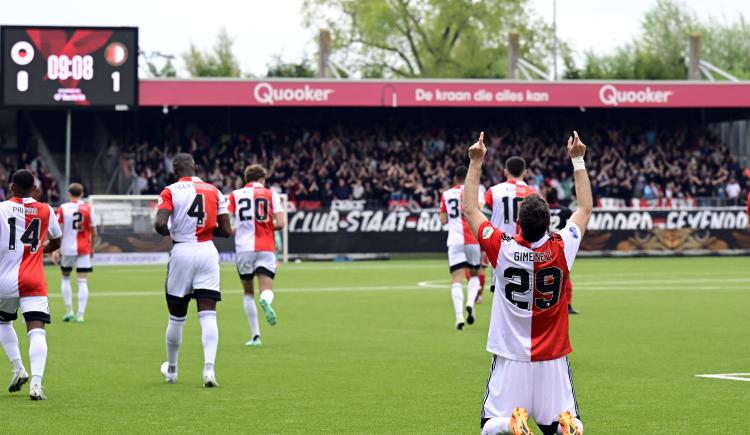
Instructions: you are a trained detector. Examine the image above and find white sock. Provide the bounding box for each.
[467,276,480,309]
[557,418,584,434]
[77,278,89,317]
[451,283,464,323]
[481,417,511,434]
[198,310,218,373]
[61,277,72,312]
[28,328,47,386]
[0,322,24,371]
[260,289,274,305]
[165,315,185,370]
[243,294,260,338]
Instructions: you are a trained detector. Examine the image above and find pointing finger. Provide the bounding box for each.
[479,131,485,145]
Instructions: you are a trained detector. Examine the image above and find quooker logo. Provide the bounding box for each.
[254,82,335,105]
[598,84,673,106]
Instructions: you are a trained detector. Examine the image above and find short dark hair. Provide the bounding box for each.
[545,188,558,205]
[244,164,267,182]
[505,157,526,178]
[518,194,550,243]
[12,169,35,190]
[68,183,84,197]
[453,165,468,183]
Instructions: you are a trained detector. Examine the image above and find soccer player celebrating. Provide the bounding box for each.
[546,188,579,315]
[439,166,481,330]
[464,132,591,435]
[154,153,231,387]
[0,170,62,400]
[52,183,97,322]
[227,165,285,346]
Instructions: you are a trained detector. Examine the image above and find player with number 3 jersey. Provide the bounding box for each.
[228,165,285,347]
[440,166,481,330]
[464,132,592,435]
[155,153,231,388]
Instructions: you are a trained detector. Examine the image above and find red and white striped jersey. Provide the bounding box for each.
[440,185,478,246]
[478,219,582,362]
[57,200,97,256]
[484,180,533,234]
[228,183,282,252]
[157,177,229,243]
[0,197,62,298]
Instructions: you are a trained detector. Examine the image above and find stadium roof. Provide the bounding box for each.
[140,78,750,109]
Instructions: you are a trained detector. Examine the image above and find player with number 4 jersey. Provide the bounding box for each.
[54,183,97,323]
[439,166,481,330]
[228,165,285,347]
[155,153,231,388]
[464,132,592,435]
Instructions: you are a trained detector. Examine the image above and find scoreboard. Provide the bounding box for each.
[1,26,138,108]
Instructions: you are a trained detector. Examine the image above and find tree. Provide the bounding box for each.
[182,27,242,77]
[302,0,554,78]
[574,0,750,80]
[141,51,177,78]
[266,56,316,78]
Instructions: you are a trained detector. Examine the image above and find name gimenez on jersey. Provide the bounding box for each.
[513,251,552,263]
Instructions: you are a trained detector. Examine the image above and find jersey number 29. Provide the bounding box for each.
[503,266,563,311]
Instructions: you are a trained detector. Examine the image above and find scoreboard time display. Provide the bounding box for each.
[1,26,138,108]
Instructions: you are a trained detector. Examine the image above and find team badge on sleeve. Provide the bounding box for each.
[568,226,578,239]
[482,226,494,239]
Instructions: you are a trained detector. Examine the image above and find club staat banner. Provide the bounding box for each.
[94,207,750,256]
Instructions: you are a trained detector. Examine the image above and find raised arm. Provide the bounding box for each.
[463,132,489,237]
[567,131,593,237]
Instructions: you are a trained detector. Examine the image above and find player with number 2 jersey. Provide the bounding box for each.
[464,132,592,435]
[228,164,285,347]
[55,183,97,322]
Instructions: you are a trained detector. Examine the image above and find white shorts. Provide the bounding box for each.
[0,296,51,324]
[481,355,579,427]
[448,244,481,272]
[166,242,221,302]
[60,254,93,272]
[236,251,277,279]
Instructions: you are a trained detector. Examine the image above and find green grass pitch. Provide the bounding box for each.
[1,257,748,434]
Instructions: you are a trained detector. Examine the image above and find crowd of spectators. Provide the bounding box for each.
[122,123,748,209]
[0,152,60,203]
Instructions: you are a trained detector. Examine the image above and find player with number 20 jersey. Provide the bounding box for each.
[228,164,285,347]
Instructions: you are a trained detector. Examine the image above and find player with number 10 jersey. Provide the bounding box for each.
[484,156,532,235]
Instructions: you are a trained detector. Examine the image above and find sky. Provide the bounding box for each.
[2,0,749,77]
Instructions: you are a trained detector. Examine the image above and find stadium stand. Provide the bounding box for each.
[115,123,747,209]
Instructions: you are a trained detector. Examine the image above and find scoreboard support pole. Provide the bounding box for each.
[65,110,71,188]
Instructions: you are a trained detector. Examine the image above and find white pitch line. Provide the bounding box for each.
[696,373,750,383]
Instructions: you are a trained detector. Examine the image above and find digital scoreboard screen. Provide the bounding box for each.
[1,26,138,108]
